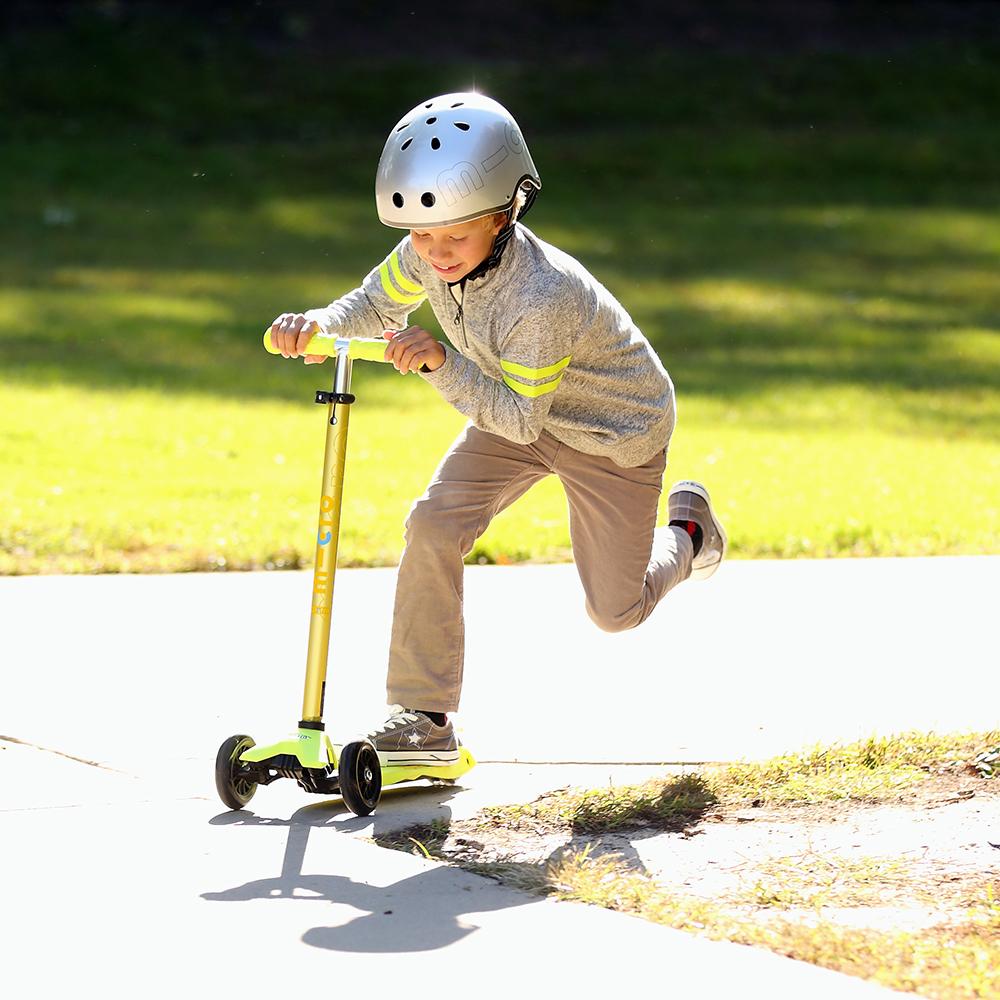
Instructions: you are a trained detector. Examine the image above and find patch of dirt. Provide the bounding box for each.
[383,769,1000,933]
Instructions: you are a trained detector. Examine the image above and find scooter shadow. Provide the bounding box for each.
[202,785,539,954]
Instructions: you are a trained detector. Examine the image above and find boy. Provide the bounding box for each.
[268,92,726,768]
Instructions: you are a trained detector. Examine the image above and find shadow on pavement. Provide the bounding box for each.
[201,790,539,953]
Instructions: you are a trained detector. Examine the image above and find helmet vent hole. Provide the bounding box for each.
[450,102,464,108]
[425,103,433,108]
[430,137,441,150]
[392,193,404,208]
[395,122,410,132]
[421,192,436,208]
[426,116,437,125]
[454,122,470,131]
[401,138,412,150]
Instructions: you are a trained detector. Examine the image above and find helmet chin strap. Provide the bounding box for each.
[459,185,539,284]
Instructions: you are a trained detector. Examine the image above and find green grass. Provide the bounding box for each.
[478,772,718,834]
[545,852,1000,1000]
[743,854,919,909]
[711,730,1000,805]
[478,731,1000,833]
[381,729,1000,998]
[2,16,999,572]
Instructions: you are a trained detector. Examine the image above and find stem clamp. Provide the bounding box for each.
[315,390,356,405]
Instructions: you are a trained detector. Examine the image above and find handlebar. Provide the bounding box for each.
[263,330,393,364]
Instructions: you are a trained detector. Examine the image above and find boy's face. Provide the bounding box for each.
[410,215,505,282]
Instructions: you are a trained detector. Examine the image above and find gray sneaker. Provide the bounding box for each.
[366,705,461,769]
[668,480,727,580]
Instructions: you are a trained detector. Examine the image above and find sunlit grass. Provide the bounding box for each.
[744,854,920,909]
[545,851,1000,1000]
[0,379,465,574]
[4,373,996,573]
[477,731,1000,834]
[478,773,717,835]
[2,237,998,572]
[2,39,998,571]
[709,730,1000,806]
[383,729,1000,998]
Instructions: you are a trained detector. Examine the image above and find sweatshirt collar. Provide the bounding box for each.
[448,223,523,293]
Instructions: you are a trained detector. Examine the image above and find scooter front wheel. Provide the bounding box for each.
[338,741,382,816]
[215,734,258,810]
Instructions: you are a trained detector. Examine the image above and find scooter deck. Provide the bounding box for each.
[238,732,476,792]
[380,746,477,787]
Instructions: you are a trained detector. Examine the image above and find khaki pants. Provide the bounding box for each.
[387,425,693,712]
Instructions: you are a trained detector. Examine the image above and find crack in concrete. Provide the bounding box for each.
[0,735,132,774]
[1,796,211,814]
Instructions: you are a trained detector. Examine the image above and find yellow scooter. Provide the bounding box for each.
[214,333,476,816]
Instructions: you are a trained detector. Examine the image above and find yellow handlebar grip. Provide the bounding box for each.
[346,338,392,363]
[262,328,338,357]
[262,330,391,362]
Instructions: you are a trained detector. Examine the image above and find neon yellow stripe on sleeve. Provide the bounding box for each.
[502,373,564,398]
[500,355,571,381]
[389,251,424,294]
[379,263,426,305]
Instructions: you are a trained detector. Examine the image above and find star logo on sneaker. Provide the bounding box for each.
[407,731,422,746]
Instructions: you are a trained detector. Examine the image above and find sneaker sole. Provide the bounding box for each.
[668,480,728,581]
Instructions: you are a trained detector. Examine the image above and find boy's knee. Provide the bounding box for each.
[586,600,643,634]
[405,499,447,543]
[404,497,475,551]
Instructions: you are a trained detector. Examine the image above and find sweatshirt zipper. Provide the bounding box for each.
[450,279,468,350]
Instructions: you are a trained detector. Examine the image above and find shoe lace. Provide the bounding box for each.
[370,705,420,735]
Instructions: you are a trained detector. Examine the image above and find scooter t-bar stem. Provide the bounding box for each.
[301,363,349,724]
[261,331,391,725]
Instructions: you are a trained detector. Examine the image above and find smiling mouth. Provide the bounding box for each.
[433,262,461,273]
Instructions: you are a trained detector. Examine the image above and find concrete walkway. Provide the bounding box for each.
[3,557,996,995]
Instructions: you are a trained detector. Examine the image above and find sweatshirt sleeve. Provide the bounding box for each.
[303,236,428,340]
[421,297,576,444]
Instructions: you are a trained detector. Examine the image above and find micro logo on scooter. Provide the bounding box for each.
[312,567,332,613]
[317,495,335,547]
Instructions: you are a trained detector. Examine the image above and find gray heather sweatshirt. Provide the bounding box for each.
[306,224,675,468]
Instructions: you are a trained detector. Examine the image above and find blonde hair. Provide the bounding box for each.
[486,189,528,230]
[509,188,528,222]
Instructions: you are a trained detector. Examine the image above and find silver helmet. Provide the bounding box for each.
[375,92,541,230]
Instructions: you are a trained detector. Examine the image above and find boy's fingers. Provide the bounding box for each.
[295,321,317,354]
[407,332,435,372]
[268,316,284,356]
[400,344,423,374]
[272,314,298,357]
[285,320,301,357]
[396,338,421,373]
[383,326,432,371]
[382,329,398,359]
[385,334,410,369]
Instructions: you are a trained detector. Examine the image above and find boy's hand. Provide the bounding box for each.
[269,313,326,364]
[383,326,446,374]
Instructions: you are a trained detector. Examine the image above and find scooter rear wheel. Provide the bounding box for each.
[215,734,258,810]
[339,741,382,816]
